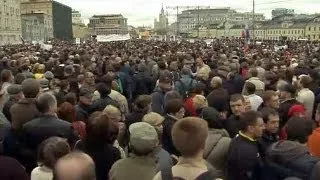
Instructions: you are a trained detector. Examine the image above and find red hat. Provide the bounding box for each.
[288,104,305,117]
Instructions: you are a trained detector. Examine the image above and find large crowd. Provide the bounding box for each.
[0,38,319,180]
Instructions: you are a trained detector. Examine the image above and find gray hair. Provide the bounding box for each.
[36,93,57,113]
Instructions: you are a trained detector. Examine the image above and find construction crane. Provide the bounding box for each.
[166,5,210,37]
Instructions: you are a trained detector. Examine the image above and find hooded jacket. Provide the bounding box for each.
[265,140,320,180]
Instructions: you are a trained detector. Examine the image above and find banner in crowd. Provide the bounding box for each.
[96,34,131,42]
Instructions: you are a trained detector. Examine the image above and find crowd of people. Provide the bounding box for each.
[0,38,319,180]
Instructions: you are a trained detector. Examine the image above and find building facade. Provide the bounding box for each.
[0,0,22,45]
[88,14,128,35]
[21,13,53,42]
[272,8,294,18]
[154,5,169,35]
[21,0,73,40]
[305,16,320,41]
[72,10,83,24]
[177,7,265,35]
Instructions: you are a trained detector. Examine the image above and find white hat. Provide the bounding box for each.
[129,122,158,152]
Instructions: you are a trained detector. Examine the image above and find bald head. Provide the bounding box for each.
[53,152,96,180]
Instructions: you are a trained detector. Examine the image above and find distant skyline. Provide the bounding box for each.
[58,0,320,26]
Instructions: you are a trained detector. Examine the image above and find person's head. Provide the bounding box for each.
[36,93,58,114]
[7,84,23,100]
[103,105,121,123]
[84,72,95,85]
[249,68,258,77]
[239,111,265,139]
[86,113,119,145]
[279,83,296,101]
[79,88,93,106]
[210,76,222,89]
[200,107,223,129]
[196,67,210,81]
[263,90,279,109]
[158,70,173,92]
[96,83,111,97]
[172,117,208,158]
[65,92,77,105]
[271,64,278,73]
[1,69,13,83]
[59,80,69,91]
[243,96,252,112]
[58,102,76,123]
[129,122,159,156]
[259,107,279,134]
[166,99,185,119]
[193,95,208,112]
[286,117,313,144]
[14,73,26,84]
[133,95,152,113]
[230,94,245,116]
[142,112,164,135]
[77,74,85,84]
[195,57,204,67]
[181,67,192,76]
[288,104,306,118]
[21,78,40,98]
[53,152,96,180]
[298,75,312,89]
[245,82,256,95]
[38,137,71,169]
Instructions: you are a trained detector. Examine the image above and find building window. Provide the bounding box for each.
[309,26,311,31]
[314,35,316,39]
[314,27,316,31]
[298,30,300,34]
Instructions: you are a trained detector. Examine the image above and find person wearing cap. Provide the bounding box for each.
[75,88,93,123]
[39,78,50,93]
[151,70,173,115]
[142,112,173,172]
[109,122,159,180]
[2,84,23,122]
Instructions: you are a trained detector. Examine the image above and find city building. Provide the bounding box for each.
[272,8,294,18]
[177,7,265,36]
[154,4,169,35]
[88,14,128,35]
[21,12,53,42]
[21,0,73,40]
[0,0,22,45]
[72,10,89,40]
[72,10,83,24]
[305,16,320,41]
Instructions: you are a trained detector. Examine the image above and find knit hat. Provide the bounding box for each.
[39,78,49,89]
[44,71,54,80]
[288,104,305,117]
[129,122,158,153]
[7,84,22,95]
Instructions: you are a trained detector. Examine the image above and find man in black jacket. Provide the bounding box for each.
[23,93,78,172]
[227,111,265,180]
[258,107,279,158]
[225,94,246,138]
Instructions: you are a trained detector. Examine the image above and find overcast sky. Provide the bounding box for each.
[58,0,320,27]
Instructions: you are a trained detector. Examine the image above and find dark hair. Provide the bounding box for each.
[85,113,118,147]
[259,107,278,123]
[200,107,223,129]
[37,137,70,169]
[15,73,26,84]
[65,92,77,105]
[263,90,277,102]
[21,78,40,98]
[245,82,256,95]
[299,76,312,88]
[172,117,208,157]
[166,99,184,114]
[230,94,245,103]
[36,93,57,113]
[59,79,69,90]
[1,69,12,83]
[96,83,111,97]
[134,95,151,113]
[286,117,313,143]
[239,111,261,131]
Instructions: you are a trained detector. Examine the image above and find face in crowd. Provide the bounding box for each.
[230,99,245,116]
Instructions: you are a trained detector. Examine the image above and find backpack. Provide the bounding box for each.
[178,79,194,99]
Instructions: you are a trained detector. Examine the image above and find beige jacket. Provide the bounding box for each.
[242,77,265,96]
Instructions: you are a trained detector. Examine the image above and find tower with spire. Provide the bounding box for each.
[154,3,169,35]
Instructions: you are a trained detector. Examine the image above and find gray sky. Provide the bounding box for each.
[58,0,320,27]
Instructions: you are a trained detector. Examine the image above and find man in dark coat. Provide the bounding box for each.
[3,84,23,122]
[10,79,40,130]
[23,93,78,172]
[207,76,230,113]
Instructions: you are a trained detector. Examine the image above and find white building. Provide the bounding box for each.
[0,0,22,45]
